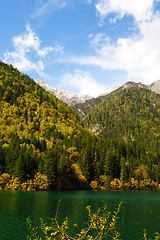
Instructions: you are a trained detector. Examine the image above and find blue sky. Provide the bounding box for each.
[1,0,160,97]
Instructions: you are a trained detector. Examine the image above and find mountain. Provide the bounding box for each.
[148,80,160,94]
[84,86,160,138]
[0,61,104,190]
[82,85,160,184]
[35,78,160,116]
[73,80,160,119]
[35,79,92,106]
[115,80,160,94]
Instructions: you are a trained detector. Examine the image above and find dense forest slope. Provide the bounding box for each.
[73,81,160,119]
[0,61,160,191]
[84,87,160,139]
[72,93,107,119]
[0,61,102,190]
[83,86,160,188]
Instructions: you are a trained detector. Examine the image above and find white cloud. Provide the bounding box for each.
[61,70,108,97]
[3,24,63,73]
[88,33,93,38]
[89,32,112,56]
[95,0,154,23]
[64,1,160,85]
[52,42,64,54]
[85,14,160,84]
[67,55,109,69]
[12,24,53,58]
[87,0,93,4]
[31,0,66,18]
[66,13,160,85]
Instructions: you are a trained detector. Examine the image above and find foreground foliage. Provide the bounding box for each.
[27,202,160,240]
[144,230,160,240]
[27,201,122,240]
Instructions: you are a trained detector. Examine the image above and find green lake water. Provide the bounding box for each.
[0,190,160,239]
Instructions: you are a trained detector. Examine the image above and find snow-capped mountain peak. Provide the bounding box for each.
[34,79,92,106]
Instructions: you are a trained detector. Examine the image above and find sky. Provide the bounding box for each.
[1,0,160,97]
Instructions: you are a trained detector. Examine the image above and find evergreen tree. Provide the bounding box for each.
[44,148,58,189]
[104,149,120,180]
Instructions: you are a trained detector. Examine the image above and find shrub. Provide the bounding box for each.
[0,173,11,189]
[90,180,98,189]
[33,172,50,191]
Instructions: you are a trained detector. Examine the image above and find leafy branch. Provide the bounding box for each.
[27,201,122,240]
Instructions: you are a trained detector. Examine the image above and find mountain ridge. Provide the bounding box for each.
[35,78,160,119]
[73,80,160,119]
[34,79,92,106]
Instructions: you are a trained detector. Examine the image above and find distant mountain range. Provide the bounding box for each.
[118,80,160,94]
[35,79,160,108]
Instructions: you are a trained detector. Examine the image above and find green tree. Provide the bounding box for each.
[104,149,120,180]
[44,148,58,189]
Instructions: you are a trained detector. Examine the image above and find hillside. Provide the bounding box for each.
[73,80,160,119]
[84,87,160,139]
[82,86,160,186]
[0,61,102,190]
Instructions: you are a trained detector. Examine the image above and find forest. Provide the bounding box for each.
[0,61,160,191]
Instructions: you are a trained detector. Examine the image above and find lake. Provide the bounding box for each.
[0,190,160,239]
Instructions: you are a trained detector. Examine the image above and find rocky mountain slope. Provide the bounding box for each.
[148,80,160,94]
[34,79,92,106]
